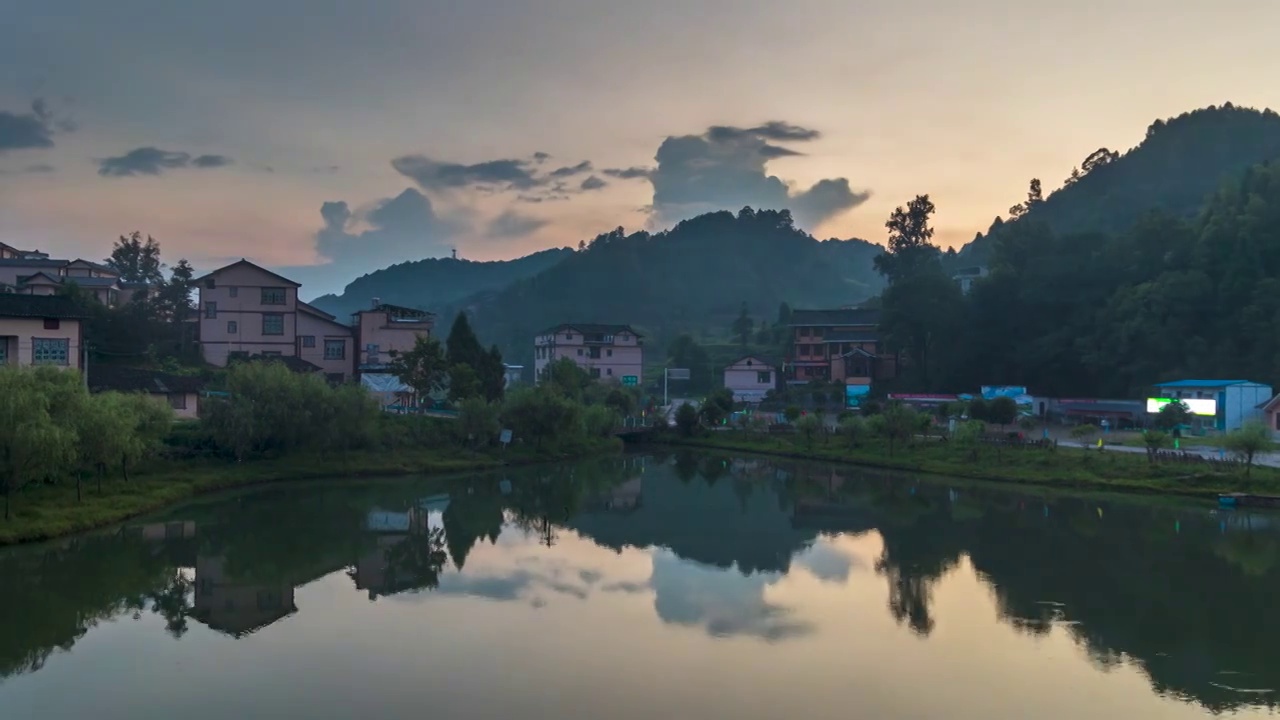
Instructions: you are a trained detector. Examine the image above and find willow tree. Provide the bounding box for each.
[0,370,75,520]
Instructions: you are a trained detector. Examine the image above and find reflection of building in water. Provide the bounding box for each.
[125,519,198,567]
[354,495,450,600]
[585,477,643,513]
[193,555,297,637]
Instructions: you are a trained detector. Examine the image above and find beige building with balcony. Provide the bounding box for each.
[0,294,86,370]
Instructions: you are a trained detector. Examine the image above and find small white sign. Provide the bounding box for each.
[499,429,513,445]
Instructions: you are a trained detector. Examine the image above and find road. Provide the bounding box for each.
[1058,440,1280,468]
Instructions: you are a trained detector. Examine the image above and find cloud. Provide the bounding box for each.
[532,152,551,163]
[311,187,462,271]
[0,163,55,176]
[603,167,652,180]
[645,121,870,229]
[649,552,813,642]
[0,99,57,153]
[392,155,542,191]
[97,147,234,177]
[487,209,549,238]
[192,154,233,168]
[549,160,592,178]
[580,175,607,191]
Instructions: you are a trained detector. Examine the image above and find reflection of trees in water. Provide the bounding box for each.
[379,527,449,595]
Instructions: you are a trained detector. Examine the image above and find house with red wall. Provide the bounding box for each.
[785,308,897,385]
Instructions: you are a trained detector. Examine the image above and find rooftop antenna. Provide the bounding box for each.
[451,247,458,260]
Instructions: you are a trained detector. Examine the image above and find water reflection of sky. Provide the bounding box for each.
[0,456,1276,720]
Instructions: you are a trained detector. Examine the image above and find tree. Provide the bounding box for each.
[447,363,481,404]
[444,313,505,403]
[873,403,919,456]
[838,415,867,448]
[106,231,164,284]
[674,403,700,437]
[603,387,637,417]
[479,345,506,402]
[0,370,76,520]
[73,394,136,500]
[1155,400,1192,432]
[783,406,802,423]
[700,388,734,427]
[954,420,985,460]
[389,336,448,409]
[987,397,1018,429]
[967,398,989,422]
[667,334,712,395]
[1142,430,1170,463]
[874,194,939,283]
[731,302,754,348]
[1224,421,1273,476]
[499,386,582,450]
[540,357,591,400]
[456,398,499,448]
[796,414,822,449]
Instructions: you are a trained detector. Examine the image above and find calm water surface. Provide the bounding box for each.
[1,452,1277,719]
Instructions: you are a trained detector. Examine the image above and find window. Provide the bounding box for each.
[0,341,7,364]
[758,371,772,384]
[262,313,284,335]
[229,286,238,298]
[301,335,315,348]
[205,302,217,319]
[588,347,601,359]
[43,318,59,330]
[261,287,287,305]
[606,368,613,376]
[205,278,215,289]
[167,393,187,410]
[227,321,237,334]
[324,339,345,360]
[607,349,613,357]
[577,348,583,356]
[33,338,69,366]
[565,333,574,340]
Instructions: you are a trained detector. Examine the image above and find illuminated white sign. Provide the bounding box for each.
[1146,397,1217,417]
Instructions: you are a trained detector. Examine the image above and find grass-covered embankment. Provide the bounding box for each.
[655,430,1280,498]
[0,438,621,546]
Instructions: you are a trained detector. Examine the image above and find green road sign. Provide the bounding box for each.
[622,375,638,386]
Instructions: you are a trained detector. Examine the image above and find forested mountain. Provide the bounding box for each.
[957,104,1280,268]
[881,150,1280,397]
[452,208,884,370]
[309,248,573,318]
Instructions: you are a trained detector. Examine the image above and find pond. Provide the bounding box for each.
[0,451,1277,719]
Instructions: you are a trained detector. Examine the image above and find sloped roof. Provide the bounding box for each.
[0,294,88,319]
[789,308,880,327]
[539,322,643,337]
[88,366,206,394]
[0,258,68,268]
[229,353,322,373]
[17,271,63,285]
[1154,379,1258,388]
[194,259,301,287]
[60,276,121,288]
[67,259,120,275]
[297,301,339,321]
[725,354,779,370]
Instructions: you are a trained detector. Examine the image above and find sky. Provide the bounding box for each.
[3,0,1280,298]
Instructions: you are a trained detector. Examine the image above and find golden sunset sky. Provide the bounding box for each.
[2,0,1277,296]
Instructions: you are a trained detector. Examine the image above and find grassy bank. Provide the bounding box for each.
[0,439,621,547]
[655,431,1280,498]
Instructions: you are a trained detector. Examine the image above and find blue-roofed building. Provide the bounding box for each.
[1150,379,1272,432]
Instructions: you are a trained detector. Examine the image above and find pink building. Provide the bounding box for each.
[533,323,643,385]
[0,247,133,306]
[353,301,436,372]
[0,294,86,370]
[196,260,305,369]
[723,355,778,403]
[196,260,435,383]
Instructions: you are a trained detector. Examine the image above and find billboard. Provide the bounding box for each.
[981,385,1033,409]
[846,384,871,408]
[1146,397,1217,417]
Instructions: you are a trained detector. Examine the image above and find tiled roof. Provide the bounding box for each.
[0,294,88,319]
[789,308,880,327]
[725,354,780,369]
[67,259,120,275]
[539,322,643,337]
[88,366,206,394]
[194,259,301,287]
[0,258,69,268]
[297,301,339,321]
[231,353,322,373]
[60,276,121,288]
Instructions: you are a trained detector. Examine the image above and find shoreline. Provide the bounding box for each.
[651,433,1279,501]
[0,441,622,547]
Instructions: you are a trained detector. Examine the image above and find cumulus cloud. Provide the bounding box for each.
[646,121,870,230]
[487,209,549,238]
[0,99,57,153]
[649,552,813,641]
[580,175,607,191]
[97,147,234,177]
[532,151,551,163]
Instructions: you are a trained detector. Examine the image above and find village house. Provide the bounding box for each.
[533,323,643,385]
[1152,379,1273,433]
[723,355,778,403]
[87,365,206,420]
[196,260,435,384]
[0,242,147,306]
[786,308,897,385]
[0,294,86,370]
